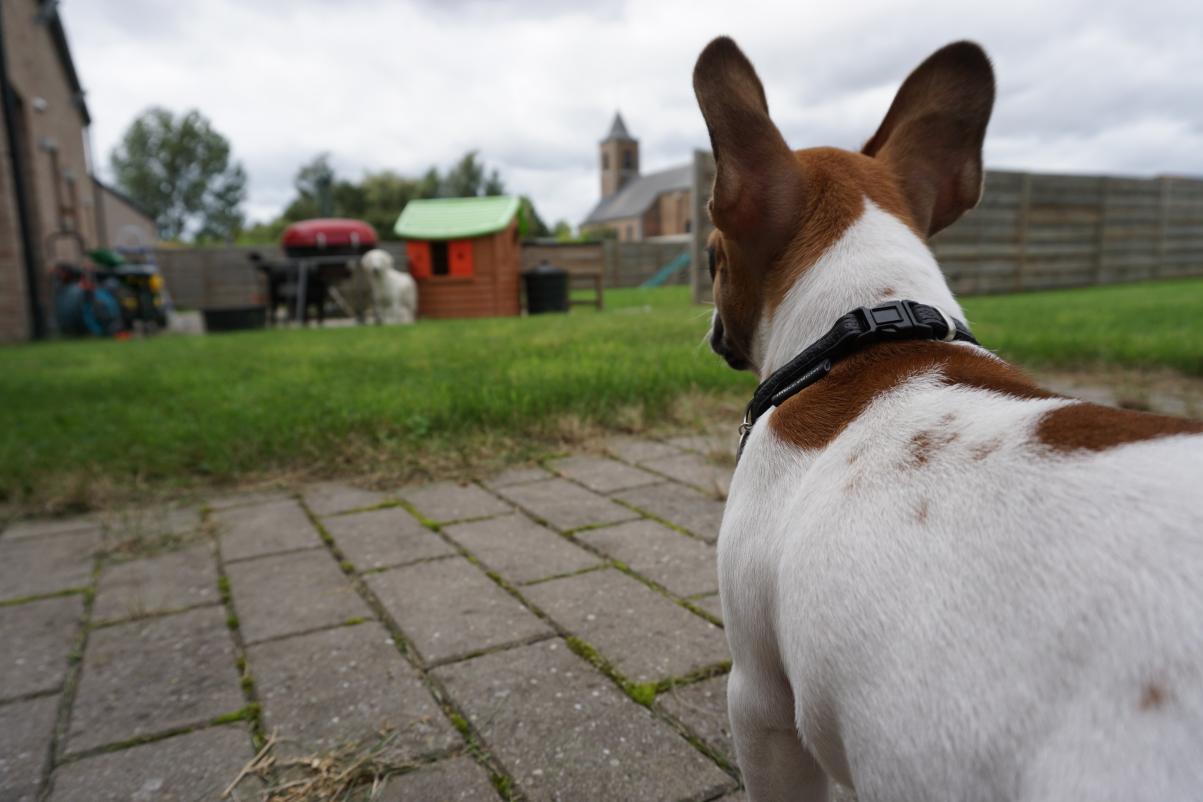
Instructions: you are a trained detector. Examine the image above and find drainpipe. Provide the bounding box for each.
[0,2,46,339]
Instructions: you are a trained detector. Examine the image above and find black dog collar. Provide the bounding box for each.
[738,300,978,457]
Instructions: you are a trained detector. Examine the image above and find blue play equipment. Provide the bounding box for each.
[639,250,690,288]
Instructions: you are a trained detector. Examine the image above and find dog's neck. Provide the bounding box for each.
[756,200,965,379]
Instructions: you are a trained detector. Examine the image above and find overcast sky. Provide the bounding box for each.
[64,0,1203,229]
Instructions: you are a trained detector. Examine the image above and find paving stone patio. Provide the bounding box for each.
[0,436,752,801]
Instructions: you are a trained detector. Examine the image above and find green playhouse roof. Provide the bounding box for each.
[393,196,521,240]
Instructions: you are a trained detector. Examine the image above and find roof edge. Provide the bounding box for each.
[44,5,90,125]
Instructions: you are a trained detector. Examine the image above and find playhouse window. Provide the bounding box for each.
[406,239,474,279]
[431,241,450,276]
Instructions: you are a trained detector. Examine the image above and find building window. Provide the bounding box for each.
[602,153,609,170]
[684,219,691,233]
[622,150,633,170]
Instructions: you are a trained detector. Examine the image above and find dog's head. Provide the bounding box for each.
[360,248,394,278]
[694,38,994,372]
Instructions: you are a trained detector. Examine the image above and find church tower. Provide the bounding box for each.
[599,112,639,198]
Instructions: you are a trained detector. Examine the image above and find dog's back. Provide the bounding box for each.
[725,367,1203,801]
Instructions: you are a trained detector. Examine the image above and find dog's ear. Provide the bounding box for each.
[862,41,994,237]
[693,37,804,247]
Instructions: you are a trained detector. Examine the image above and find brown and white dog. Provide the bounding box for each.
[695,38,1203,802]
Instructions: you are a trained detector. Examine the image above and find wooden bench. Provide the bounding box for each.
[520,242,605,311]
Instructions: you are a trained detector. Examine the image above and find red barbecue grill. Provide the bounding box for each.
[281,218,377,258]
[277,219,378,323]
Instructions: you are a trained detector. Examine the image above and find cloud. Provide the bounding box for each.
[63,0,1203,228]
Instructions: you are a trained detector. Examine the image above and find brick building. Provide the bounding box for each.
[93,177,157,250]
[0,1,153,342]
[581,113,692,242]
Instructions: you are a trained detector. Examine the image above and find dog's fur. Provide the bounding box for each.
[696,37,1203,802]
[359,248,417,324]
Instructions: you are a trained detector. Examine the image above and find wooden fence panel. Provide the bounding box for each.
[688,151,1203,302]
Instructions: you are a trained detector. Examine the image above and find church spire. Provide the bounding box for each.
[599,111,639,198]
[605,112,633,141]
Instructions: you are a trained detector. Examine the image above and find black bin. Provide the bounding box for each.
[523,261,569,314]
[202,306,267,333]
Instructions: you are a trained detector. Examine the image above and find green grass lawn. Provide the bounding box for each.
[2,278,1200,512]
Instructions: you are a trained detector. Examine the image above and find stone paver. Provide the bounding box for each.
[665,433,736,457]
[226,549,370,644]
[0,694,58,802]
[643,452,732,496]
[657,674,734,762]
[605,435,682,465]
[693,593,724,623]
[0,595,82,700]
[443,514,599,584]
[249,622,457,761]
[0,529,99,601]
[205,489,291,511]
[548,455,660,494]
[4,443,761,794]
[577,519,718,597]
[435,640,735,801]
[67,606,244,754]
[302,481,388,516]
[48,725,259,802]
[1,516,98,540]
[366,558,551,664]
[378,755,498,802]
[484,465,552,488]
[613,482,726,542]
[215,498,321,562]
[92,544,219,623]
[401,481,511,522]
[105,504,200,542]
[494,478,638,532]
[524,569,729,683]
[322,507,452,571]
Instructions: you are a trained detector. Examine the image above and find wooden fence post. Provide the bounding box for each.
[603,239,617,286]
[1156,176,1171,279]
[690,150,715,304]
[1013,172,1032,292]
[1092,176,1110,285]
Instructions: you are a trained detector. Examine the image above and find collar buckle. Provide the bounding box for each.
[856,300,930,339]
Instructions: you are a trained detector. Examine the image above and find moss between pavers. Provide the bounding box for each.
[0,586,88,608]
[212,552,268,752]
[395,499,440,531]
[212,702,260,727]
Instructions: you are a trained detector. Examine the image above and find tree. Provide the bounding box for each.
[358,169,438,236]
[110,108,247,242]
[440,151,504,198]
[250,150,527,243]
[517,196,550,239]
[553,220,574,241]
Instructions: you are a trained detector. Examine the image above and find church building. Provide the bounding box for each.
[580,113,692,242]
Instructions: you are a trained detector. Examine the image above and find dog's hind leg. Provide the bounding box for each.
[730,666,829,802]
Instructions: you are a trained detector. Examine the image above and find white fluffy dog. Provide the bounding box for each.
[359,248,416,324]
